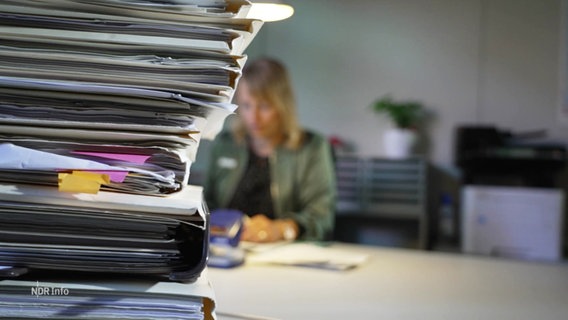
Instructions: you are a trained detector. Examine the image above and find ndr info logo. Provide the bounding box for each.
[31,281,70,297]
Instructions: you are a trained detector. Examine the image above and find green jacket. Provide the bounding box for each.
[204,131,336,241]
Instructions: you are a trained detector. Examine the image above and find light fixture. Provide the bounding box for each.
[247,1,294,22]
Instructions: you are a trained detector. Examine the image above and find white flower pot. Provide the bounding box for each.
[383,128,417,159]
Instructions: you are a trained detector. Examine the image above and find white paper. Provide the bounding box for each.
[246,242,369,271]
[0,142,120,171]
[0,182,206,219]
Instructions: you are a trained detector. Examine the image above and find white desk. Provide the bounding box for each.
[208,243,568,320]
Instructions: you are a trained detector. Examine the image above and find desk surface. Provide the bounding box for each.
[208,243,568,320]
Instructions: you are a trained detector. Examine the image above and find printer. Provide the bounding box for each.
[455,125,567,187]
[455,125,566,261]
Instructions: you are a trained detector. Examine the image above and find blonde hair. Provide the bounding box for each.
[232,57,304,149]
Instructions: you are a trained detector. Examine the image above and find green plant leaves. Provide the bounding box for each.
[371,95,423,129]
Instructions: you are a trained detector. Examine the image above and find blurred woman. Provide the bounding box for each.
[204,57,336,242]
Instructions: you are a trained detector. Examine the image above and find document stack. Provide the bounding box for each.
[0,1,262,319]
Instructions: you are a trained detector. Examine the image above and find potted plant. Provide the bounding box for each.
[371,95,424,158]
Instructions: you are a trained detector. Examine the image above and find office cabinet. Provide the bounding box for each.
[335,156,429,249]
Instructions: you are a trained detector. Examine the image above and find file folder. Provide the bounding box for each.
[0,272,217,320]
[0,183,210,282]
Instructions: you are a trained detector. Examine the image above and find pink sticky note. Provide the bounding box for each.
[85,170,129,183]
[73,151,151,164]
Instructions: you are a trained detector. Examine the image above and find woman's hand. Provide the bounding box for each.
[241,214,299,243]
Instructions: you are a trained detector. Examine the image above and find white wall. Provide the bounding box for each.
[244,0,568,174]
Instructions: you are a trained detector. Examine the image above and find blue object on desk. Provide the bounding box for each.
[209,209,244,247]
[208,209,245,268]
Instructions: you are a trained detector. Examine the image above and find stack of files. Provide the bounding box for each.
[0,0,263,319]
[0,0,262,197]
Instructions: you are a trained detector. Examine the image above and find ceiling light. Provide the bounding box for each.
[247,1,294,22]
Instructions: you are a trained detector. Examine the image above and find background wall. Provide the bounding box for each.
[242,0,567,172]
[192,0,568,248]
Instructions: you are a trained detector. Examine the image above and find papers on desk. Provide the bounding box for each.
[246,243,369,271]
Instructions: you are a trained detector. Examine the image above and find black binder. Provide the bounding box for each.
[0,183,209,283]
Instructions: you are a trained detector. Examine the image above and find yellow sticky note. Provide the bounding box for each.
[58,171,110,194]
